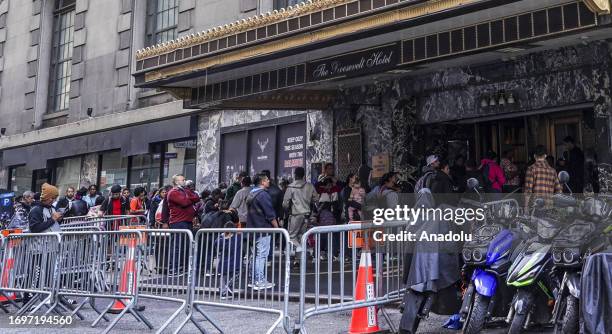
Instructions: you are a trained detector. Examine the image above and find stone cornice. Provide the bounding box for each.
[135,0,353,60]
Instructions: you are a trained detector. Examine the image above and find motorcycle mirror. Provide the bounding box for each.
[558,171,570,185]
[467,178,480,190]
[534,198,546,208]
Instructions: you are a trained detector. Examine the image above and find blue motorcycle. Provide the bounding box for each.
[460,179,521,334]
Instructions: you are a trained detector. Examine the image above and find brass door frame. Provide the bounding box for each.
[548,114,583,157]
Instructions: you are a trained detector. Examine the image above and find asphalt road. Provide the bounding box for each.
[1,296,550,333]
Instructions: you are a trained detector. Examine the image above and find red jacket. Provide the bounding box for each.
[166,187,200,224]
[481,159,506,191]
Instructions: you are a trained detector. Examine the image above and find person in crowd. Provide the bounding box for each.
[150,185,171,227]
[216,222,242,300]
[584,148,599,193]
[99,184,130,217]
[246,173,278,290]
[28,183,62,233]
[121,187,132,202]
[59,187,89,217]
[200,201,238,229]
[165,174,200,277]
[129,187,147,216]
[261,169,284,223]
[524,145,562,208]
[283,167,318,253]
[358,164,373,193]
[371,172,401,209]
[465,159,481,181]
[82,184,100,208]
[450,155,467,193]
[230,176,252,228]
[204,188,223,214]
[563,136,585,193]
[315,163,343,224]
[347,177,366,221]
[501,150,521,193]
[414,155,439,192]
[430,160,457,206]
[556,157,568,173]
[225,171,248,205]
[341,174,357,221]
[8,191,35,230]
[480,150,506,197]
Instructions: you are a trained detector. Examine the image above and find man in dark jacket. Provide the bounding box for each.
[430,161,457,206]
[225,171,248,205]
[8,191,34,230]
[563,136,584,193]
[261,170,283,221]
[246,173,278,290]
[99,185,129,216]
[57,186,89,217]
[29,183,62,233]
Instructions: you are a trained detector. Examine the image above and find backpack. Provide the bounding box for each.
[481,163,494,192]
[200,210,221,229]
[414,171,435,193]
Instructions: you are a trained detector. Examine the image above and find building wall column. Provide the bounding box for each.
[0,167,8,189]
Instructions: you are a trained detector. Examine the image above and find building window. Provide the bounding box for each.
[48,0,76,113]
[146,0,178,46]
[163,140,197,186]
[53,156,82,195]
[99,151,129,196]
[129,144,162,193]
[9,166,33,196]
[273,0,302,10]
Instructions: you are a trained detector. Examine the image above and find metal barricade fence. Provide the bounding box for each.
[49,230,151,334]
[294,221,410,334]
[0,233,62,316]
[60,215,147,231]
[136,229,194,333]
[176,228,291,334]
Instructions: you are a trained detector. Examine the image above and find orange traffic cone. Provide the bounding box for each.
[109,236,138,314]
[348,250,382,334]
[0,237,19,304]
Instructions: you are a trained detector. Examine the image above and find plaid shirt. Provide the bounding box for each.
[524,160,562,206]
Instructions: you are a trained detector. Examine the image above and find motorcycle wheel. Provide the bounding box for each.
[462,293,490,334]
[508,313,528,334]
[560,295,579,334]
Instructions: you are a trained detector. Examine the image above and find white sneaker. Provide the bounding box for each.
[252,281,275,290]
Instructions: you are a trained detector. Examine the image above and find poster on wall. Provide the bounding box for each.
[221,131,248,184]
[249,127,276,178]
[277,122,306,182]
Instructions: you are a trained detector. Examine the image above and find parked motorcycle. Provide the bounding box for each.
[460,178,521,334]
[551,195,611,334]
[505,172,576,334]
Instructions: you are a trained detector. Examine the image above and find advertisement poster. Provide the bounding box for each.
[371,153,390,178]
[277,122,306,182]
[249,126,276,178]
[221,131,248,183]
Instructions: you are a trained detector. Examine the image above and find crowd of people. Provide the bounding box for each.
[2,136,596,294]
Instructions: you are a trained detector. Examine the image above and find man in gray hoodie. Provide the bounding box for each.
[283,167,319,252]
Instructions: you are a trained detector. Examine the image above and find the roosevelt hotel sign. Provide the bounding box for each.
[307,43,400,82]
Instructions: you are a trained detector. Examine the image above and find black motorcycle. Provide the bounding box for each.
[551,196,611,334]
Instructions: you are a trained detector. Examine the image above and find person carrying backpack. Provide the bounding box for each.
[480,150,506,197]
[414,155,440,193]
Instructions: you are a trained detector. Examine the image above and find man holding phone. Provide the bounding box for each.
[28,183,62,233]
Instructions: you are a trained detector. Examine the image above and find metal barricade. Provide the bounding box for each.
[176,228,291,334]
[294,221,409,334]
[136,229,194,333]
[60,215,147,231]
[0,233,62,316]
[48,230,152,334]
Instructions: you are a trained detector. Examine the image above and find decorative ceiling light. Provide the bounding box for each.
[489,95,497,106]
[507,93,515,104]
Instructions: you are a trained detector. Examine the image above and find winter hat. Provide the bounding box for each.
[40,183,59,203]
[110,184,122,194]
[426,155,439,166]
